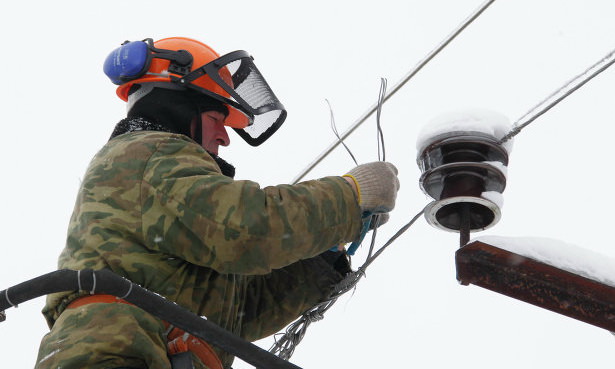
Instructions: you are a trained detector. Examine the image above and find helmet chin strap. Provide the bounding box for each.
[193,108,203,146]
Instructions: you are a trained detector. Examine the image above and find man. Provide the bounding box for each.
[35,37,400,369]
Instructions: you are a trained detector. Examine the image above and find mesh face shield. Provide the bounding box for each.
[173,50,287,146]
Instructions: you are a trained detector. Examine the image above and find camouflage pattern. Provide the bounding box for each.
[36,131,362,369]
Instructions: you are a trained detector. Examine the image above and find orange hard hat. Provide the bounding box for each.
[104,37,287,146]
[115,37,249,129]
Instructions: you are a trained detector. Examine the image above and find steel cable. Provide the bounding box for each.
[499,47,615,144]
[292,0,497,184]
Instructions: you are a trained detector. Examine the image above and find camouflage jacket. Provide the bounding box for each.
[37,131,362,369]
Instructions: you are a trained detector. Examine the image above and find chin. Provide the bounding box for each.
[203,146,218,154]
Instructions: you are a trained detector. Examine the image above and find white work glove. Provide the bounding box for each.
[344,162,400,214]
[369,213,390,230]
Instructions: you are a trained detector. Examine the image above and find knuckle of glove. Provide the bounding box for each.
[369,213,390,230]
[347,161,400,213]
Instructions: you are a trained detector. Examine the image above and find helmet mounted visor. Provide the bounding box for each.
[104,39,287,146]
[173,50,287,146]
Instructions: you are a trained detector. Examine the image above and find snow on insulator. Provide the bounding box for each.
[416,109,512,234]
[416,108,514,154]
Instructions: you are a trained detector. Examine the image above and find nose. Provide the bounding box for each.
[205,111,230,150]
[217,122,230,147]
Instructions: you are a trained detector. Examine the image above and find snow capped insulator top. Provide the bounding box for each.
[416,108,514,156]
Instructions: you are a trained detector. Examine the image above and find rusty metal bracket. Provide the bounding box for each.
[456,241,615,331]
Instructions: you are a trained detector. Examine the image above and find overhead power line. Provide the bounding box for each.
[292,0,497,184]
[499,47,615,144]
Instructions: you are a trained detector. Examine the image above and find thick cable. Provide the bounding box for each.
[499,47,615,144]
[291,0,496,184]
[0,269,302,369]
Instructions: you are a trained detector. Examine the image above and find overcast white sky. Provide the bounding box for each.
[2,1,615,368]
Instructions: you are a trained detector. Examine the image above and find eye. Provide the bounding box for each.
[204,112,226,124]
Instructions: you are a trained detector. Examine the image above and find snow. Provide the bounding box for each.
[474,235,615,288]
[481,191,504,209]
[416,108,514,154]
[483,160,508,177]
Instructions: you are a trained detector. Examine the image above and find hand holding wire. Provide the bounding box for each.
[344,161,400,213]
[369,213,389,230]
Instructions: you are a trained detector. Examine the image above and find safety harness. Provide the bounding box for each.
[67,294,223,369]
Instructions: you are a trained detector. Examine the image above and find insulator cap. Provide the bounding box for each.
[417,131,509,233]
[424,196,501,232]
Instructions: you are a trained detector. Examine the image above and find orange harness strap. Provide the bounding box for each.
[67,294,223,369]
[166,325,224,369]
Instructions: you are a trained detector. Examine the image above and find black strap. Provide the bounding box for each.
[170,352,195,369]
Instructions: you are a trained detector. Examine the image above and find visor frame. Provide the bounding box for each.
[171,50,287,146]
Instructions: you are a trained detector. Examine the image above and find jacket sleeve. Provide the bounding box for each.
[140,137,362,275]
[238,253,346,341]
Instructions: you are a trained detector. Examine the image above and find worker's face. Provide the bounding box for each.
[192,111,230,155]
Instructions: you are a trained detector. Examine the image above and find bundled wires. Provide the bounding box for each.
[269,79,425,360]
[272,0,501,361]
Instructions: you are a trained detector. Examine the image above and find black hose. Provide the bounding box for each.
[0,269,301,369]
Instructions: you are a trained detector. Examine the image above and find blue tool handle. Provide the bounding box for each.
[330,212,373,255]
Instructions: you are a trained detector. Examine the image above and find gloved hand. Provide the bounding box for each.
[344,161,400,214]
[369,213,389,230]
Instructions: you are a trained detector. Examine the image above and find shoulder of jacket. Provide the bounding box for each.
[105,131,206,158]
[110,131,194,145]
[102,131,222,176]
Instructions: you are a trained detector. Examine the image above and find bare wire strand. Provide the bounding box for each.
[270,73,412,360]
[376,78,388,162]
[327,99,359,166]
